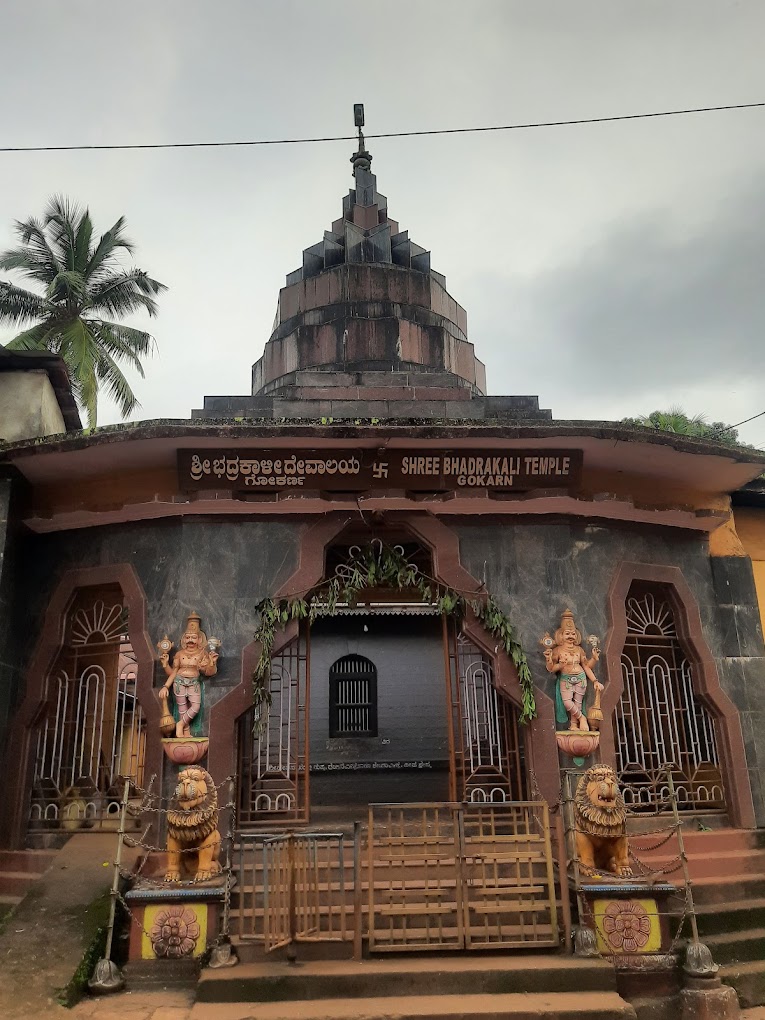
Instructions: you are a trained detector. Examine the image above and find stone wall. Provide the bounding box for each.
[2,517,302,746]
[456,521,765,825]
[5,511,765,826]
[0,371,65,442]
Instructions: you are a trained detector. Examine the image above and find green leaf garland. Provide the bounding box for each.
[251,542,535,733]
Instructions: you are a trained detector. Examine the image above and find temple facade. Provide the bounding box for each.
[1,132,765,1006]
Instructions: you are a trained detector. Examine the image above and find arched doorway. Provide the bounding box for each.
[216,514,559,827]
[234,604,529,828]
[601,562,755,828]
[614,583,724,813]
[28,584,147,834]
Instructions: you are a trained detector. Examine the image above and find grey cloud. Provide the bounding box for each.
[467,176,765,415]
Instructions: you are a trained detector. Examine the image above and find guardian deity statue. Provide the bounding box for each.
[158,613,220,738]
[540,609,603,731]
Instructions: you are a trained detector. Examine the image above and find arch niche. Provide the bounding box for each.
[599,561,755,829]
[2,564,159,848]
[210,512,559,810]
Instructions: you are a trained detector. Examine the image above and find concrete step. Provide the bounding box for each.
[197,957,618,1004]
[190,990,636,1020]
[632,847,765,880]
[0,850,57,873]
[696,897,765,937]
[722,959,765,1009]
[691,872,765,905]
[704,927,765,964]
[631,828,762,853]
[0,870,48,897]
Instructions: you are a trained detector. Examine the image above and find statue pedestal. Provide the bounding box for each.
[555,729,600,765]
[579,881,677,956]
[124,882,226,962]
[161,736,209,765]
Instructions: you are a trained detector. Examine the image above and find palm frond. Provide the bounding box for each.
[2,217,62,284]
[87,269,166,318]
[86,216,135,281]
[4,322,55,351]
[87,319,154,370]
[0,281,51,326]
[44,195,83,271]
[56,317,98,426]
[73,209,94,274]
[46,269,87,305]
[93,344,140,418]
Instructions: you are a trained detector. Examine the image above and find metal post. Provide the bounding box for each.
[555,809,573,953]
[286,833,298,963]
[208,776,239,968]
[105,779,131,961]
[666,769,700,944]
[353,821,363,961]
[88,779,130,992]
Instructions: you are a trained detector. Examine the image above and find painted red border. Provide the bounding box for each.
[598,561,755,829]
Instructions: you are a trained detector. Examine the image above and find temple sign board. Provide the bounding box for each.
[178,448,583,492]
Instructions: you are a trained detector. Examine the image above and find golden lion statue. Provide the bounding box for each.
[165,766,222,883]
[574,764,632,878]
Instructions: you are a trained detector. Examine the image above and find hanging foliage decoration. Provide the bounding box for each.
[251,540,536,733]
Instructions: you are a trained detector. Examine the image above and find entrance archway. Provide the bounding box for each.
[211,513,558,824]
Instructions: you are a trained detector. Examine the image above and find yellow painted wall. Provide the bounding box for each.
[732,507,765,636]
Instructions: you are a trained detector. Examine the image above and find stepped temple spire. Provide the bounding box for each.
[194,106,550,423]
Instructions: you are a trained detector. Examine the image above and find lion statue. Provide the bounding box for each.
[165,766,222,883]
[574,764,632,878]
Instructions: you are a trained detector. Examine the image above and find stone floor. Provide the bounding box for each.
[70,990,194,1020]
[51,990,765,1020]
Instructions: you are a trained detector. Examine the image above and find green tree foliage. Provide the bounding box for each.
[621,407,747,448]
[0,196,166,427]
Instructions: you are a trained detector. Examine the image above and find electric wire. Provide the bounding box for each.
[0,100,763,154]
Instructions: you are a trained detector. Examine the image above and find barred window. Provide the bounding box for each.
[329,655,378,737]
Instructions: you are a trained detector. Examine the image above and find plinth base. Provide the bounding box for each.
[555,729,600,765]
[161,736,209,764]
[580,882,677,956]
[124,882,225,961]
[681,975,740,1019]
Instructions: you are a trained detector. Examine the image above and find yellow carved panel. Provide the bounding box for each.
[593,897,661,954]
[141,902,207,959]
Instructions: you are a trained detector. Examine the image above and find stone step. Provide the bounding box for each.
[632,848,765,880]
[691,872,765,905]
[696,897,765,936]
[190,990,636,1020]
[0,870,48,897]
[632,828,761,853]
[0,850,57,873]
[722,959,765,1009]
[704,927,765,964]
[197,957,618,1004]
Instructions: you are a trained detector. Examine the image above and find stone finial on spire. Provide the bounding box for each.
[350,102,372,176]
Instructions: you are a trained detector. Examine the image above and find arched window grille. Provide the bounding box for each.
[329,655,378,738]
[29,585,146,832]
[615,585,725,814]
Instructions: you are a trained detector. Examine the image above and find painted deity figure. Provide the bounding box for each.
[158,613,219,738]
[541,609,603,731]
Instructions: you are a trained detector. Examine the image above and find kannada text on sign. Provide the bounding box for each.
[178,448,583,492]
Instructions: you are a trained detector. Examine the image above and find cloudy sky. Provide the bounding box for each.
[1,1,764,444]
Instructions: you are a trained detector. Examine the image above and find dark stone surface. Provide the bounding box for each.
[8,518,301,724]
[5,508,765,827]
[456,522,765,823]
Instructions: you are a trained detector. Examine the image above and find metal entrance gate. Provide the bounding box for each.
[367,802,559,952]
[259,832,351,951]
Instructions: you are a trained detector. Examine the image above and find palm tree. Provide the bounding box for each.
[0,196,166,427]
